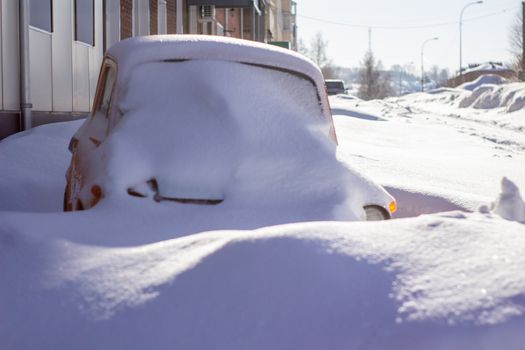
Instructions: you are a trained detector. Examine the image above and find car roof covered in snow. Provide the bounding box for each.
[106,35,324,87]
[104,35,334,137]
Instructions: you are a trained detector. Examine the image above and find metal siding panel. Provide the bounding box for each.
[52,0,73,112]
[2,0,20,110]
[136,0,150,36]
[105,0,121,48]
[0,1,3,109]
[73,43,91,112]
[29,29,53,111]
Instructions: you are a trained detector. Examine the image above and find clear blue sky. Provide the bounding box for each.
[297,0,519,73]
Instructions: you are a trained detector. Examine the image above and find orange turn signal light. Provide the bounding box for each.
[389,201,397,214]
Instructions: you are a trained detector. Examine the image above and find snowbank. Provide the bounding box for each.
[1,210,525,349]
[0,121,82,212]
[462,63,510,75]
[459,79,525,112]
[458,74,507,92]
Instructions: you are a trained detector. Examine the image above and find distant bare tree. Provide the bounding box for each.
[509,9,523,72]
[301,32,338,79]
[438,68,450,87]
[308,32,329,67]
[297,38,309,57]
[357,51,393,100]
[429,65,450,88]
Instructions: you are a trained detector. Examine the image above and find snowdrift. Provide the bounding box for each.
[459,77,525,113]
[0,121,82,212]
[458,74,507,91]
[391,74,525,114]
[1,208,525,350]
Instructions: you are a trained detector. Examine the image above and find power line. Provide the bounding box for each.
[298,6,519,31]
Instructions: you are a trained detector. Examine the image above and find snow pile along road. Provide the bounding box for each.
[458,75,525,113]
[459,74,507,91]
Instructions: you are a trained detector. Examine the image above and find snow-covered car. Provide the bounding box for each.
[64,35,396,220]
[325,79,347,95]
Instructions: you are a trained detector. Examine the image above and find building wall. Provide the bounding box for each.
[166,0,175,33]
[1,0,20,111]
[105,0,121,50]
[266,0,296,48]
[0,0,276,139]
[158,0,167,34]
[121,0,133,39]
[134,0,150,36]
[24,0,104,113]
[52,0,73,112]
[0,1,3,110]
[150,0,158,34]
[29,29,53,111]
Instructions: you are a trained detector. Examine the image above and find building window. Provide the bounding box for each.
[75,0,95,46]
[29,0,53,32]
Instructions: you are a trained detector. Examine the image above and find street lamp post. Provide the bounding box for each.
[421,37,439,92]
[459,1,483,83]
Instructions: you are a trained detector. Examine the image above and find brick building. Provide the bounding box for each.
[1,0,296,139]
[265,0,297,50]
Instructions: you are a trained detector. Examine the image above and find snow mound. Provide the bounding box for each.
[0,121,82,212]
[1,211,525,349]
[459,80,525,113]
[331,107,386,121]
[491,177,525,223]
[459,74,507,92]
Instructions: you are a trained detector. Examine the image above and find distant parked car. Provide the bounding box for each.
[325,79,347,95]
[64,35,396,220]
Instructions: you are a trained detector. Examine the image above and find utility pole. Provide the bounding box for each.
[368,27,372,52]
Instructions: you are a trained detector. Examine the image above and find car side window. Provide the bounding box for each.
[88,61,116,144]
[96,65,116,118]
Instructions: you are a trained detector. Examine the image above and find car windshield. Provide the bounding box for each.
[121,60,324,122]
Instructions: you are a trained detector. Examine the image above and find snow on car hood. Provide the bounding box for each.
[98,59,387,222]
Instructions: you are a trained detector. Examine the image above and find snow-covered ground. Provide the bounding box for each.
[332,75,525,217]
[1,75,525,349]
